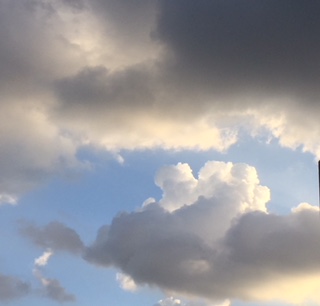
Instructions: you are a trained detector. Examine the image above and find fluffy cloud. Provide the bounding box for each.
[0,274,30,302]
[85,161,320,304]
[20,221,84,254]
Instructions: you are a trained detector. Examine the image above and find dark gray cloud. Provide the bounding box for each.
[55,65,156,115]
[21,221,84,254]
[0,274,30,301]
[156,0,320,102]
[84,161,320,304]
[50,0,320,156]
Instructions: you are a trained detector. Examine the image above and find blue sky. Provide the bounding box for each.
[2,1,320,305]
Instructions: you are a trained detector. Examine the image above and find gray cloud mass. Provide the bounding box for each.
[2,0,320,200]
[156,0,320,98]
[84,161,320,304]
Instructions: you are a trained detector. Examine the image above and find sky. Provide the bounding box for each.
[1,0,320,305]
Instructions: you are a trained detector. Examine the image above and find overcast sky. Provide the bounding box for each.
[1,1,320,305]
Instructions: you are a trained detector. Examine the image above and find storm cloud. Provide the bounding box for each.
[2,0,320,200]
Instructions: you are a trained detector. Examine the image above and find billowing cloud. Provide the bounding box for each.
[0,274,30,302]
[85,161,320,304]
[153,0,320,156]
[2,0,320,201]
[20,221,84,254]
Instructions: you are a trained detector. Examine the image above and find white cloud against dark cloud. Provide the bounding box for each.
[85,161,320,305]
[116,272,138,292]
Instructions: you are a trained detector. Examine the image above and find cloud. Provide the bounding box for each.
[34,269,76,303]
[2,0,320,201]
[32,249,76,303]
[0,100,83,203]
[41,278,76,303]
[0,274,30,301]
[20,221,84,254]
[47,0,320,158]
[153,0,320,156]
[85,161,320,304]
[0,0,94,201]
[116,272,138,292]
[34,249,54,267]
[155,297,183,306]
[154,297,231,306]
[0,193,17,205]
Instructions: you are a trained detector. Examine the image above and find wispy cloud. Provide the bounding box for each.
[0,274,30,302]
[33,249,76,303]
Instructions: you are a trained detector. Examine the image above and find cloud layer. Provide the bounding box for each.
[85,161,320,304]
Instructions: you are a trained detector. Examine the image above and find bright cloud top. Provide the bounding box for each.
[85,161,320,305]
